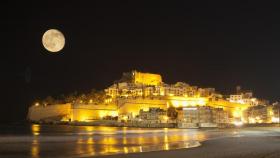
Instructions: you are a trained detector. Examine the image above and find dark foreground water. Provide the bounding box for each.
[0,125,279,158]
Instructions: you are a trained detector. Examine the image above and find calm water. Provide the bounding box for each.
[0,124,271,158]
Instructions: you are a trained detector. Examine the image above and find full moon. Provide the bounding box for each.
[42,29,65,52]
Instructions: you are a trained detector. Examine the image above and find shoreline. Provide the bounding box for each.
[0,126,279,157]
[93,135,280,158]
[29,121,280,129]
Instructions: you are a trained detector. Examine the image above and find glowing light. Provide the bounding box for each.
[85,126,95,133]
[164,143,169,150]
[87,137,94,144]
[160,90,165,96]
[249,117,256,124]
[183,107,197,111]
[35,103,40,107]
[172,100,179,107]
[79,114,90,122]
[111,111,118,117]
[123,147,129,153]
[233,109,241,118]
[272,117,280,123]
[86,138,95,155]
[197,100,206,106]
[139,146,143,152]
[122,116,128,121]
[122,136,128,144]
[31,140,39,158]
[233,120,243,126]
[164,134,169,145]
[105,98,112,104]
[269,110,274,116]
[257,119,263,123]
[251,98,256,101]
[182,101,188,107]
[170,97,207,108]
[99,111,106,118]
[99,137,117,145]
[31,124,40,136]
[229,99,245,104]
[89,99,93,103]
[190,101,196,106]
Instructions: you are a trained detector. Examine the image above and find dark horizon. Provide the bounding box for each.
[2,1,280,123]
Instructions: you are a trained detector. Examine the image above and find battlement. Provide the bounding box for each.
[132,70,162,86]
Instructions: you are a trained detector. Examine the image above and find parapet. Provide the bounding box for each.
[132,70,162,86]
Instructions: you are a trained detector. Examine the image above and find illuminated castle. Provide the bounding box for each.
[28,70,273,127]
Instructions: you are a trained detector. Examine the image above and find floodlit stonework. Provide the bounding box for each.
[28,70,278,128]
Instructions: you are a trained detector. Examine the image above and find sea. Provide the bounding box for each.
[0,124,256,158]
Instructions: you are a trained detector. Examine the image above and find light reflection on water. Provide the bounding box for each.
[31,125,40,158]
[0,124,210,158]
[31,137,39,158]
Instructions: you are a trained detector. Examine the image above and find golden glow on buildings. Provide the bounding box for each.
[133,71,162,86]
[272,117,280,123]
[104,98,112,104]
[29,71,263,126]
[169,97,207,108]
[248,117,256,124]
[123,147,129,153]
[233,120,243,126]
[74,110,117,122]
[72,104,118,122]
[233,108,242,118]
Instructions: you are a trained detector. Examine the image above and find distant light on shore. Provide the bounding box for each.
[233,121,243,126]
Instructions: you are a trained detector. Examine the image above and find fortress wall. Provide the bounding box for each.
[71,104,118,122]
[118,98,167,117]
[209,100,250,111]
[27,103,72,121]
[208,100,251,119]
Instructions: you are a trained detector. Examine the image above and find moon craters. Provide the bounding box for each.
[42,29,65,52]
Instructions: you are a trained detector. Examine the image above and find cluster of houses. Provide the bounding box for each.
[28,70,280,128]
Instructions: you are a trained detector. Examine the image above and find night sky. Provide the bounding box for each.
[1,1,280,123]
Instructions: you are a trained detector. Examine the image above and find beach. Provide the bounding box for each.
[0,125,280,158]
[94,128,280,158]
[94,136,280,158]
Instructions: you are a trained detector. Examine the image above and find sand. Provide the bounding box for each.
[94,135,280,158]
